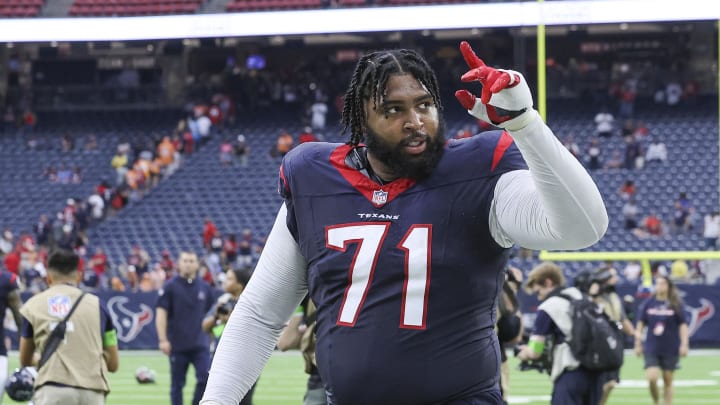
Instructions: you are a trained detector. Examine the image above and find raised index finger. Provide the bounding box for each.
[460,41,486,69]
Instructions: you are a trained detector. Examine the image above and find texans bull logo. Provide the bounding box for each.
[107,296,154,342]
[685,298,714,337]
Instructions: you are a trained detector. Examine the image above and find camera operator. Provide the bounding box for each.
[517,262,603,405]
[202,268,253,404]
[591,267,635,405]
[496,266,524,405]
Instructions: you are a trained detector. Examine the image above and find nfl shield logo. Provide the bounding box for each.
[372,190,388,206]
[48,295,71,318]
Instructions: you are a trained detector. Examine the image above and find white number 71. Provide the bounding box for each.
[326,223,431,329]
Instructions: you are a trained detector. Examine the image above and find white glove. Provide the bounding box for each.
[455,41,535,132]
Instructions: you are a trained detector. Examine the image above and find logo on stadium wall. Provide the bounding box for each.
[685,298,715,337]
[372,190,388,206]
[107,296,154,343]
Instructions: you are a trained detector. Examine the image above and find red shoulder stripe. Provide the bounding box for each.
[491,131,514,172]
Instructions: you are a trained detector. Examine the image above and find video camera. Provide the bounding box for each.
[216,301,235,316]
[513,346,552,374]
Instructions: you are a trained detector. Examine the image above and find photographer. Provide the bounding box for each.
[590,267,636,405]
[517,262,603,405]
[202,268,253,404]
[496,266,524,405]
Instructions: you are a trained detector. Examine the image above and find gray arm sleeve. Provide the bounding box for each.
[489,111,608,250]
[200,203,308,405]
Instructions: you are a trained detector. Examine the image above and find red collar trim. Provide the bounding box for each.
[329,144,416,208]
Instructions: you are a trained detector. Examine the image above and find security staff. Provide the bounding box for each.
[156,251,216,405]
[517,262,602,405]
[19,249,119,404]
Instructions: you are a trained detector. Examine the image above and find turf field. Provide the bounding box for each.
[4,350,720,404]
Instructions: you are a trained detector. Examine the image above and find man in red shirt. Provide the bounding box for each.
[202,219,217,251]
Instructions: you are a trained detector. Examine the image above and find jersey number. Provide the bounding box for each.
[326,223,431,329]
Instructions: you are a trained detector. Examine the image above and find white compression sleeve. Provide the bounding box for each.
[489,111,608,250]
[200,204,308,405]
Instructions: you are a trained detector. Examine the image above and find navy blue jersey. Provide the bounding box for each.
[279,131,527,404]
[638,297,687,356]
[0,271,18,356]
[156,276,215,352]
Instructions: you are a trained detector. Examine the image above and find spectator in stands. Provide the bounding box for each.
[623,135,643,169]
[159,250,176,279]
[671,201,692,234]
[604,151,623,170]
[703,211,720,249]
[594,106,614,137]
[219,138,234,166]
[56,164,73,184]
[585,138,602,170]
[61,133,74,152]
[111,148,129,186]
[157,136,176,169]
[670,260,689,280]
[71,165,83,183]
[21,109,36,134]
[298,126,319,144]
[33,214,51,248]
[0,228,13,257]
[234,134,249,167]
[618,83,636,118]
[623,261,642,283]
[83,134,98,152]
[222,234,238,269]
[622,199,640,230]
[127,245,151,289]
[43,165,57,182]
[202,218,217,251]
[562,135,581,160]
[236,228,255,270]
[665,80,683,107]
[633,212,665,239]
[310,98,328,130]
[619,180,636,201]
[273,129,294,158]
[620,120,635,138]
[645,139,667,164]
[88,247,109,289]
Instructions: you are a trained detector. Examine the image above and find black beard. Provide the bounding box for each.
[365,123,446,181]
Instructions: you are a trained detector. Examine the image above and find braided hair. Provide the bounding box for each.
[342,49,444,146]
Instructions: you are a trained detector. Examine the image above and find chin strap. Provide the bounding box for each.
[345,146,390,185]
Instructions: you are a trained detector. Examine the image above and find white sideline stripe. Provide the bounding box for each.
[618,379,718,388]
[507,395,552,404]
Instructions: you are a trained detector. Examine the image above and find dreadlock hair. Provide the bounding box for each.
[342,49,444,146]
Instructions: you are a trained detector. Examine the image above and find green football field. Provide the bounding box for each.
[4,350,720,404]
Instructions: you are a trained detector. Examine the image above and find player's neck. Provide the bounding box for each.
[365,151,398,184]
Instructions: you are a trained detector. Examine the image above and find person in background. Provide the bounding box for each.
[202,268,253,404]
[19,249,118,404]
[634,275,688,405]
[156,251,216,405]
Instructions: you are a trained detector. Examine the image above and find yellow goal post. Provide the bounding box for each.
[538,250,720,287]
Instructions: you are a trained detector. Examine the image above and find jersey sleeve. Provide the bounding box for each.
[489,111,608,250]
[99,299,118,347]
[156,285,172,311]
[20,317,33,339]
[532,310,554,336]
